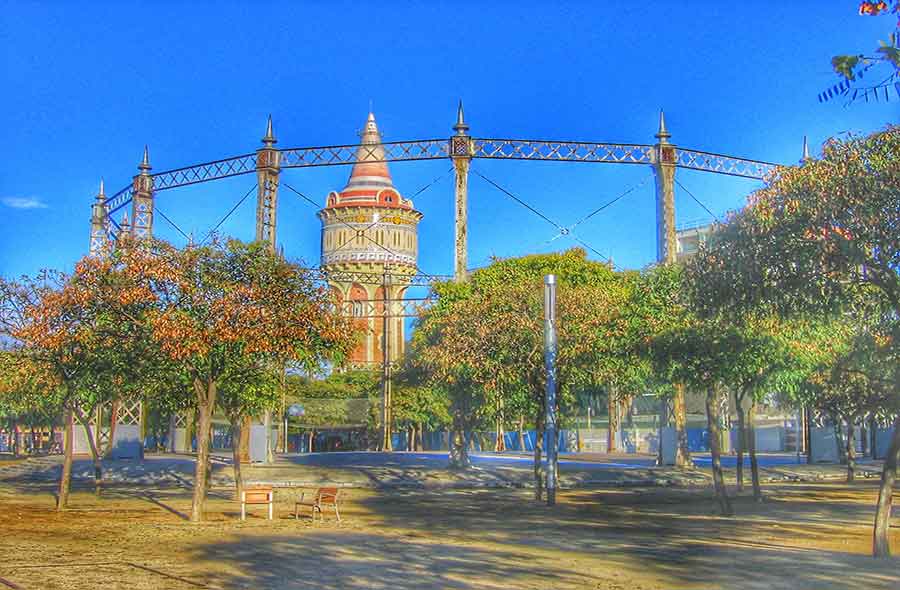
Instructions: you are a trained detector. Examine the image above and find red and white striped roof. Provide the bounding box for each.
[325,113,413,210]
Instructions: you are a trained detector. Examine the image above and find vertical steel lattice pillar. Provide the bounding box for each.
[544,274,558,506]
[255,117,281,462]
[131,147,155,239]
[451,101,471,282]
[652,112,679,466]
[89,179,108,255]
[652,111,676,265]
[256,116,281,251]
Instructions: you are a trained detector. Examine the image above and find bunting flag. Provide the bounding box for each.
[817,59,899,104]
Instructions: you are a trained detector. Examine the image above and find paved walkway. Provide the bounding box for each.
[0,450,881,490]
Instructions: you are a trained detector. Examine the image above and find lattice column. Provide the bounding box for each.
[131,147,155,239]
[451,101,472,282]
[255,116,281,251]
[652,111,677,264]
[89,179,108,255]
[109,398,144,459]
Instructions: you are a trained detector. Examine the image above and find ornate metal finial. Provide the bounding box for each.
[96,178,105,202]
[262,115,277,147]
[121,211,131,232]
[139,145,151,173]
[801,135,810,164]
[655,110,671,143]
[453,100,469,136]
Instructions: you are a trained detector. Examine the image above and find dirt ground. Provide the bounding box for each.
[0,478,897,589]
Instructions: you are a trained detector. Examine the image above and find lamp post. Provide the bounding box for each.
[544,274,558,506]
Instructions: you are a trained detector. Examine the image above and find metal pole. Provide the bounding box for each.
[381,269,393,452]
[544,274,558,506]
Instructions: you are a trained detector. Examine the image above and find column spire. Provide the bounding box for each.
[139,145,151,173]
[453,100,469,136]
[801,135,810,164]
[262,115,277,147]
[655,110,671,144]
[96,178,105,201]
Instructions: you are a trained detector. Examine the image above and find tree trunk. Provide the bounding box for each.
[10,417,18,458]
[657,394,668,466]
[607,387,618,453]
[230,419,243,501]
[167,413,177,453]
[263,410,273,463]
[734,398,746,492]
[833,417,846,464]
[57,407,74,511]
[674,384,692,467]
[705,387,732,516]
[860,418,868,458]
[533,416,545,501]
[517,416,526,452]
[416,422,424,451]
[448,412,471,469]
[238,415,251,463]
[309,430,315,453]
[104,400,120,458]
[190,379,217,523]
[748,399,762,502]
[73,404,103,497]
[873,415,900,557]
[846,421,856,483]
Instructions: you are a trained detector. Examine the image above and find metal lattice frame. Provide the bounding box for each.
[674,148,777,179]
[337,297,433,319]
[101,137,779,225]
[474,139,654,164]
[117,399,143,426]
[173,412,188,428]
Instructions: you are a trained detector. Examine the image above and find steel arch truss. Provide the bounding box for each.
[474,139,654,164]
[673,148,777,180]
[99,137,780,235]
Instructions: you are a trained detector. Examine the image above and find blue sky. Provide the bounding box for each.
[0,1,896,282]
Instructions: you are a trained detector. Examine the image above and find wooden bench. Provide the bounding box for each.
[294,487,342,522]
[240,486,274,521]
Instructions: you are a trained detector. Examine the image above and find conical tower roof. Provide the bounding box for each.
[326,112,413,210]
[343,112,393,190]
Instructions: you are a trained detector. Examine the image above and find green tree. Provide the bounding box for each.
[688,125,900,555]
[415,249,630,497]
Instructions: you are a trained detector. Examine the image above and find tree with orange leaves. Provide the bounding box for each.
[0,268,157,507]
[101,237,355,522]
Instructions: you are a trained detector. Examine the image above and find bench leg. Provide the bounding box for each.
[268,501,273,521]
[334,504,341,523]
[241,502,246,521]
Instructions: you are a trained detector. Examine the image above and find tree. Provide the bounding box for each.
[0,269,153,504]
[216,360,279,499]
[795,325,897,482]
[650,322,736,516]
[688,125,900,555]
[414,249,630,497]
[93,237,354,522]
